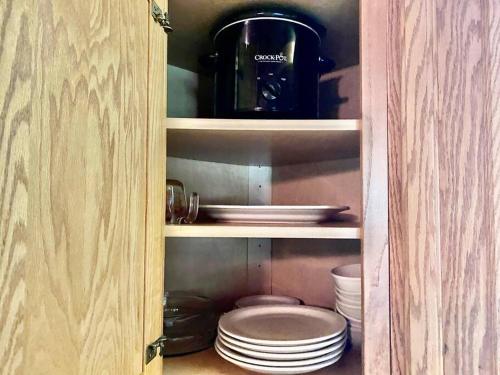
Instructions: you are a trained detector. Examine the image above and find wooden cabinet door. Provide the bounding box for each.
[388,0,500,374]
[0,1,153,374]
[143,0,167,374]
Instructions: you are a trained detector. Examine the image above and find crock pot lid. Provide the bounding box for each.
[212,9,326,42]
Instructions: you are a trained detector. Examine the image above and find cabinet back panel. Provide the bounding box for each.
[165,158,271,310]
[165,238,250,311]
[272,158,361,221]
[319,65,361,119]
[167,157,250,205]
[271,239,360,308]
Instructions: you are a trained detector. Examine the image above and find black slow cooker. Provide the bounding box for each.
[209,9,332,119]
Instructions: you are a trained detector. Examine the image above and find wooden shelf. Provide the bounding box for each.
[165,118,361,166]
[165,223,360,239]
[165,118,361,131]
[164,346,361,375]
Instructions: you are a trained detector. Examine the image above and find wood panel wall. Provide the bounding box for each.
[271,239,361,309]
[360,1,391,374]
[388,0,500,374]
[271,159,362,312]
[143,0,167,373]
[164,157,261,312]
[0,1,149,374]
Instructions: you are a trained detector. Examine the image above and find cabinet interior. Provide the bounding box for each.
[163,0,362,373]
[165,156,362,307]
[166,0,360,119]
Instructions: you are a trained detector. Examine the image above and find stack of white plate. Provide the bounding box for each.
[330,264,362,347]
[215,305,347,374]
[234,295,301,309]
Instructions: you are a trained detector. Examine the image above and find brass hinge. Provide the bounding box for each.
[145,335,168,364]
[151,1,173,34]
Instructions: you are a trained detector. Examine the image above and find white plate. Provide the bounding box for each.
[215,344,343,375]
[218,333,346,360]
[215,337,345,367]
[200,205,349,224]
[235,295,301,308]
[219,305,347,346]
[218,329,346,354]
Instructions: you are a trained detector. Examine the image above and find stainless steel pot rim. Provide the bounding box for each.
[213,17,322,42]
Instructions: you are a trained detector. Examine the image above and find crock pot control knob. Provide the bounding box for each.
[261,81,282,101]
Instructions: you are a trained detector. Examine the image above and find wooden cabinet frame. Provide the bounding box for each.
[146,1,393,374]
[360,1,391,374]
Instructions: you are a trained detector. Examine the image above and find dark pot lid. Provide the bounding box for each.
[212,8,326,42]
[164,291,215,317]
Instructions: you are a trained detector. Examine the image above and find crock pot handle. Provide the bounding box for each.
[319,56,336,74]
[199,52,218,70]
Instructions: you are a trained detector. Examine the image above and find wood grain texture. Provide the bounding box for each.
[0,1,31,374]
[0,1,149,374]
[436,1,498,373]
[143,0,167,374]
[360,1,391,374]
[489,0,500,370]
[387,0,409,373]
[165,118,361,131]
[164,223,361,239]
[388,0,500,374]
[391,0,445,374]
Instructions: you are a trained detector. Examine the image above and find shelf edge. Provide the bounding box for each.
[164,224,361,239]
[164,118,361,131]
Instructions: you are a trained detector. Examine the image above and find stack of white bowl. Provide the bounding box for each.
[330,264,362,347]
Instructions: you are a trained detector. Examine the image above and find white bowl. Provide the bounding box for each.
[336,294,361,306]
[335,287,361,298]
[336,302,361,321]
[331,264,361,292]
[349,318,362,328]
[337,299,361,310]
[349,319,362,328]
[350,324,362,332]
[337,305,362,324]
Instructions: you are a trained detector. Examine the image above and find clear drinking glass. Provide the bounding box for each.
[166,180,187,224]
[166,179,199,224]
